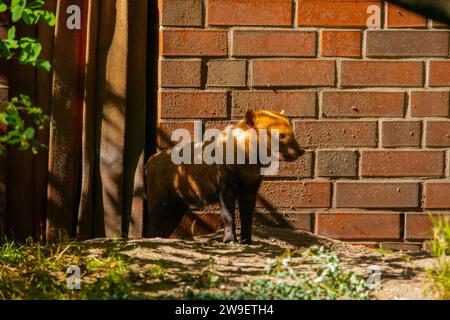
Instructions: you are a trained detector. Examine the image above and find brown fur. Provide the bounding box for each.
[145,110,304,243]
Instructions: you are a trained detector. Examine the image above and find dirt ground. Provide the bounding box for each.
[112,225,438,300]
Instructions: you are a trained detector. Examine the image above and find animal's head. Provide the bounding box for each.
[239,110,304,161]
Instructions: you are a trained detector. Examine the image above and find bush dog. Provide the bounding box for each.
[145,110,304,244]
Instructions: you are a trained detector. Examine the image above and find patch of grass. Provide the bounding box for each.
[426,215,450,299]
[184,246,374,300]
[0,237,162,300]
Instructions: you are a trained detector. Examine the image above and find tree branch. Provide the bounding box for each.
[387,0,450,24]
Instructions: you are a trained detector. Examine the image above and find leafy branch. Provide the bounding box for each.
[0,0,56,155]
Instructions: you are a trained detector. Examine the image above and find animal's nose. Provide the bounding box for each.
[287,146,304,159]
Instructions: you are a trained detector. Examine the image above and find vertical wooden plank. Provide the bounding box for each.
[6,23,38,241]
[0,13,8,235]
[96,0,128,238]
[46,0,85,241]
[77,0,99,239]
[0,86,6,236]
[125,1,148,238]
[35,0,58,241]
[0,152,5,236]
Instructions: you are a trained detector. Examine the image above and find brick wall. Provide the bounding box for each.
[157,0,450,250]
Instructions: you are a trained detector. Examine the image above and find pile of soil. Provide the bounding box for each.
[111,225,437,300]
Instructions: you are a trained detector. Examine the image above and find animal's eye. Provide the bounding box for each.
[279,134,287,139]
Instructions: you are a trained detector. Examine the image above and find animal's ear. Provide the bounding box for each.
[245,110,256,127]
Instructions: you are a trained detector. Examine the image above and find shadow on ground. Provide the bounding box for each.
[86,225,436,300]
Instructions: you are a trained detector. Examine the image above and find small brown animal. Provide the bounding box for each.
[145,110,304,244]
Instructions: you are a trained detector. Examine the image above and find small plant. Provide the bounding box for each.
[0,0,56,155]
[184,246,374,300]
[426,215,450,299]
[193,256,222,289]
[146,264,166,281]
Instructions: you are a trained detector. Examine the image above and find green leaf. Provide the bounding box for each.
[24,127,35,139]
[0,0,7,13]
[34,59,51,72]
[11,0,27,22]
[7,26,16,40]
[43,11,56,26]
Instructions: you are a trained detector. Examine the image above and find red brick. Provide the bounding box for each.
[298,0,380,27]
[316,212,401,240]
[317,151,358,177]
[379,242,422,252]
[277,152,314,178]
[341,61,423,87]
[258,181,331,209]
[361,151,444,177]
[205,120,239,131]
[405,213,450,240]
[252,60,335,87]
[294,121,377,148]
[207,60,247,87]
[233,30,316,57]
[426,121,450,147]
[336,182,420,208]
[386,3,427,28]
[157,121,199,148]
[208,0,292,26]
[256,212,313,232]
[232,91,316,118]
[160,29,227,57]
[429,61,450,87]
[425,182,450,209]
[367,31,449,57]
[172,212,222,238]
[411,91,450,117]
[159,60,202,88]
[321,30,361,57]
[159,0,202,26]
[382,121,421,148]
[159,91,228,119]
[322,91,405,117]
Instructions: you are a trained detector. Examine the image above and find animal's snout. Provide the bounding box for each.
[282,142,304,161]
[289,146,304,158]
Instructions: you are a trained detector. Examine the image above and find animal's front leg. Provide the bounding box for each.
[238,188,258,244]
[220,189,237,243]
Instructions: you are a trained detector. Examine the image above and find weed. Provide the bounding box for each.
[193,256,222,289]
[146,264,166,281]
[426,215,450,299]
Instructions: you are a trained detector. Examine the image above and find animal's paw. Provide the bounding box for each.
[223,235,237,244]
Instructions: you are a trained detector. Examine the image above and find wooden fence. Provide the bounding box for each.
[0,0,158,242]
